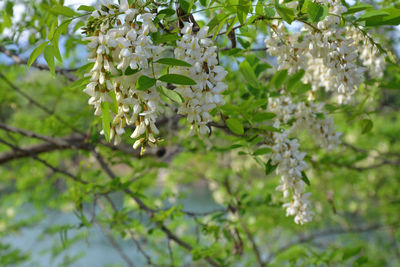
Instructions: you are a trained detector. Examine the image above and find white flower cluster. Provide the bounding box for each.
[82,1,227,152]
[271,130,313,224]
[265,95,341,223]
[268,96,341,150]
[83,0,161,151]
[265,1,385,104]
[347,26,385,79]
[172,23,228,135]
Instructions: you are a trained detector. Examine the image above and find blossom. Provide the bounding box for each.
[264,0,385,104]
[270,130,313,224]
[84,3,162,150]
[264,94,342,223]
[268,95,341,149]
[172,23,228,135]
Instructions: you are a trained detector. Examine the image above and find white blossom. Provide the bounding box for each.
[83,3,228,151]
[264,94,342,223]
[264,0,385,104]
[172,23,228,135]
[270,130,313,224]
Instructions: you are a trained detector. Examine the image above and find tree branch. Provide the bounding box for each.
[0,73,171,158]
[0,45,77,81]
[0,134,88,164]
[0,137,87,184]
[0,123,82,147]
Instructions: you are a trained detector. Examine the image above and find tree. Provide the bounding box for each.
[1,0,400,266]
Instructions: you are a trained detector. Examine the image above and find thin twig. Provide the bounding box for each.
[97,221,135,267]
[0,72,82,134]
[127,229,155,266]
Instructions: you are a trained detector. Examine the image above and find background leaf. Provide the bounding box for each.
[43,45,55,76]
[27,42,48,69]
[156,58,192,67]
[136,75,156,91]
[158,74,196,85]
[226,118,244,135]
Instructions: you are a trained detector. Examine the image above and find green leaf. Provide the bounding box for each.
[237,37,250,49]
[255,63,272,77]
[179,0,190,12]
[287,69,305,91]
[226,118,244,135]
[355,256,368,266]
[158,74,196,85]
[109,91,118,114]
[47,19,58,40]
[152,32,181,44]
[101,102,111,142]
[220,103,240,115]
[307,2,329,22]
[158,8,176,16]
[264,7,275,18]
[43,45,55,76]
[158,86,184,103]
[155,58,192,67]
[365,8,400,26]
[199,0,209,7]
[255,1,264,16]
[212,15,229,40]
[258,125,281,132]
[253,147,273,156]
[357,10,390,21]
[51,19,71,62]
[360,119,373,134]
[2,10,12,28]
[5,1,13,16]
[50,5,77,17]
[74,20,85,32]
[342,247,362,261]
[136,75,156,91]
[239,60,258,88]
[275,0,295,24]
[237,0,251,25]
[27,42,48,69]
[77,5,95,12]
[271,69,288,89]
[69,76,90,90]
[301,171,311,186]
[265,159,278,175]
[253,112,276,122]
[343,4,373,15]
[237,8,248,24]
[208,13,229,33]
[125,67,140,76]
[296,83,312,95]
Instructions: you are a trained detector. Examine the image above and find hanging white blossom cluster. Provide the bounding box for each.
[265,95,341,224]
[347,26,385,79]
[268,96,342,150]
[83,0,161,150]
[172,23,228,135]
[82,0,228,153]
[265,0,385,104]
[270,129,312,224]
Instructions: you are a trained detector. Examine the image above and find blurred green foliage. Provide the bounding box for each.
[1,0,400,266]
